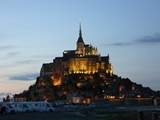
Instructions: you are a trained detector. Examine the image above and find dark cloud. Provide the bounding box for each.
[136,34,160,44]
[9,73,39,81]
[107,33,160,46]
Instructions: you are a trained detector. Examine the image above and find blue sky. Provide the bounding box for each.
[0,0,160,94]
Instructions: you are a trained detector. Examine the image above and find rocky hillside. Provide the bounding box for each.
[14,68,158,103]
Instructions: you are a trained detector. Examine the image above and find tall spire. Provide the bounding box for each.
[77,23,84,43]
[79,23,82,38]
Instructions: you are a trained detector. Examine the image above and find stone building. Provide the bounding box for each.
[40,25,113,87]
[13,25,157,103]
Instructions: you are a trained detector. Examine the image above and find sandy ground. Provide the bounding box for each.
[0,110,160,120]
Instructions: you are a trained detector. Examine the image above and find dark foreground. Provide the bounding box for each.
[0,110,160,120]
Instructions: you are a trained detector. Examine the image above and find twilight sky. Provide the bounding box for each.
[0,0,160,95]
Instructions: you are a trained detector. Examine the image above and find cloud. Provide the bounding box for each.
[0,51,20,59]
[108,42,131,46]
[0,45,16,50]
[15,60,38,64]
[136,34,160,44]
[0,59,39,68]
[9,73,39,81]
[0,44,18,59]
[107,33,160,46]
[5,52,20,57]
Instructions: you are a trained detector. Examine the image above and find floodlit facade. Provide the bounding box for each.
[40,25,113,86]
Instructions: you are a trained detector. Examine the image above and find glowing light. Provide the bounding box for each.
[51,73,62,86]
[82,98,91,104]
[72,97,81,104]
[53,79,62,86]
[105,95,115,99]
[77,83,81,87]
[137,95,141,98]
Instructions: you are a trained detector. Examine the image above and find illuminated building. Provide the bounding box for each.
[14,25,158,103]
[40,25,113,87]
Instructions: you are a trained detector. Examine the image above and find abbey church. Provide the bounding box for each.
[40,25,113,86]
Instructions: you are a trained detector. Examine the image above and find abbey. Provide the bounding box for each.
[40,25,113,86]
[14,25,157,103]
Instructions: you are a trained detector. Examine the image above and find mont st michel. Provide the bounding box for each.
[9,26,159,105]
[1,1,160,120]
[1,26,160,120]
